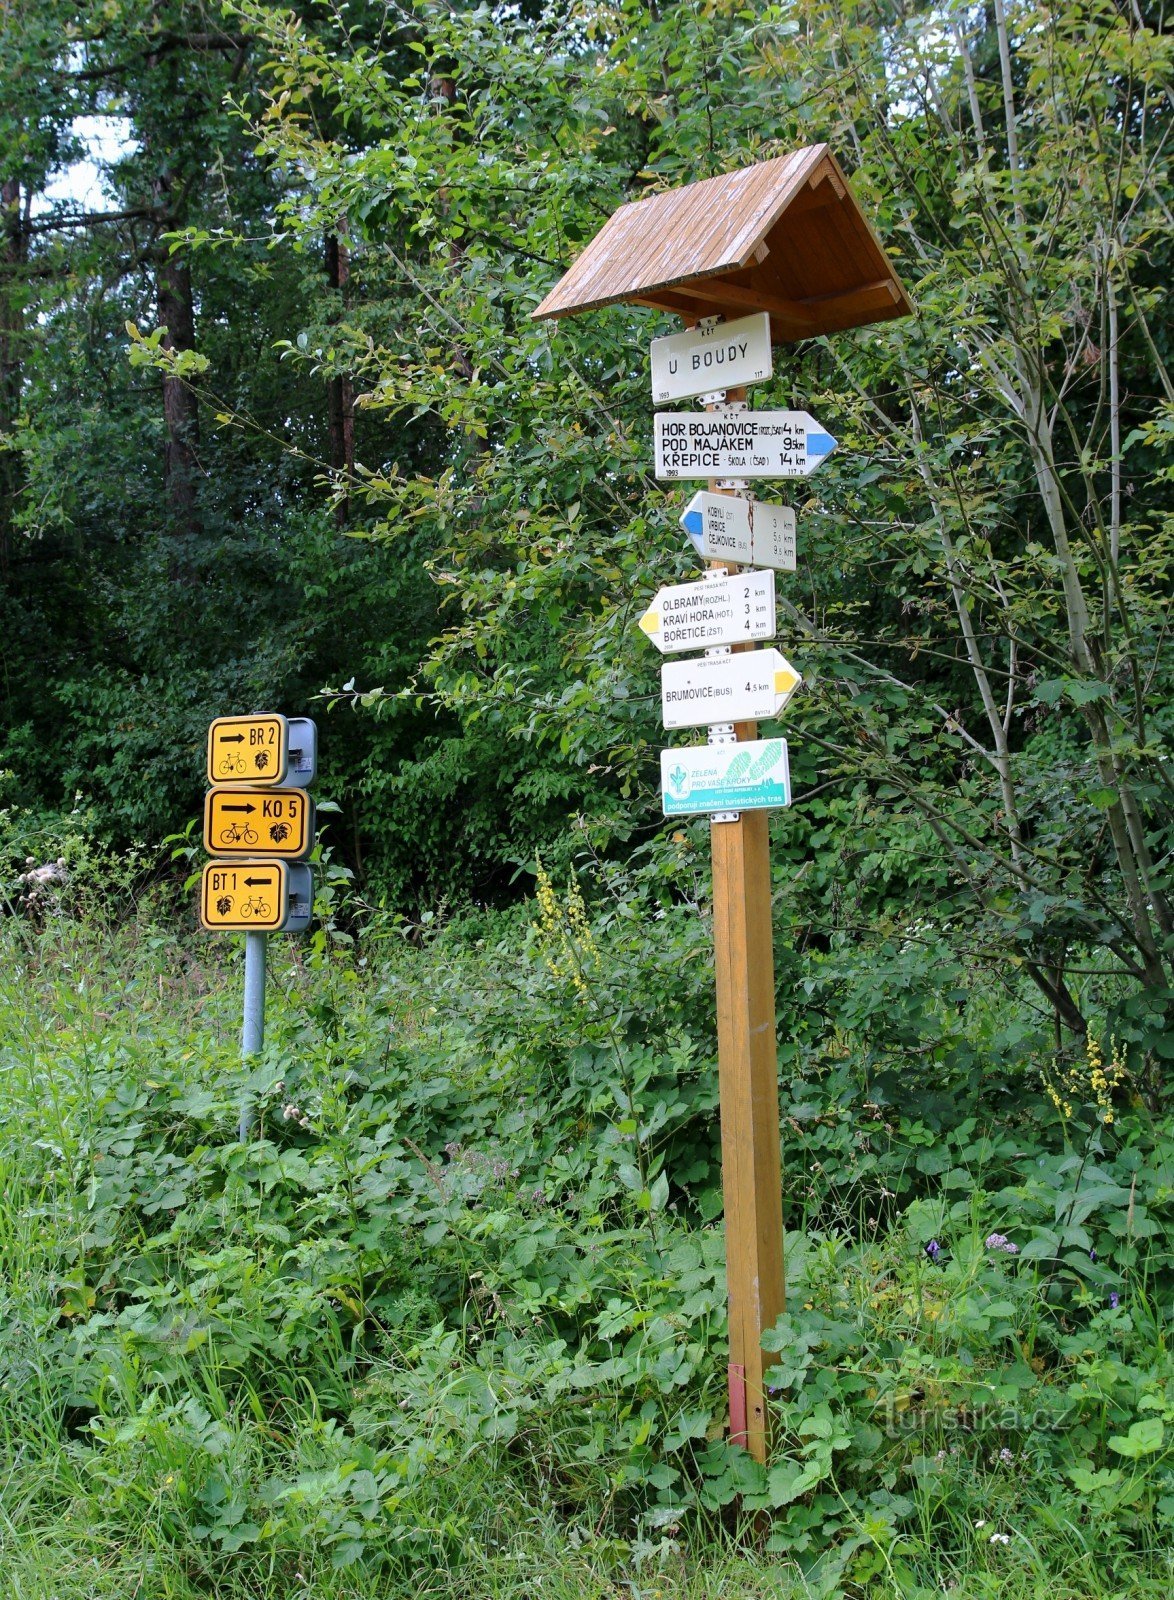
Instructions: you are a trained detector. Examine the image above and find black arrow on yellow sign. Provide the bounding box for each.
[244,875,275,886]
[221,802,256,813]
[219,733,245,743]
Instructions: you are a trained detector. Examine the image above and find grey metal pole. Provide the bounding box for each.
[239,931,267,1141]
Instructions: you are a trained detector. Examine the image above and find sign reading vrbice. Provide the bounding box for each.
[650,312,773,403]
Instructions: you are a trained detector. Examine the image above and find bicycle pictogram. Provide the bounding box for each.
[216,751,247,777]
[218,821,258,846]
[240,895,271,920]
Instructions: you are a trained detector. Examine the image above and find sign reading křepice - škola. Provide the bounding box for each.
[654,409,836,479]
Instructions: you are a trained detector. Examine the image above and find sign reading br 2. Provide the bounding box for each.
[203,788,313,860]
[207,714,290,786]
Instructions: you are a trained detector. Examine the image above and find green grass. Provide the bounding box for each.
[0,905,1171,1599]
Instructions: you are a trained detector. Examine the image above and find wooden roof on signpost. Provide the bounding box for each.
[532,144,912,341]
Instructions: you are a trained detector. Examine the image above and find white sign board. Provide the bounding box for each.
[650,312,773,404]
[661,648,802,729]
[661,739,792,815]
[680,491,796,571]
[638,570,775,654]
[654,410,836,480]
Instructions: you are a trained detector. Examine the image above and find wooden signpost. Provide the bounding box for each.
[534,144,911,1463]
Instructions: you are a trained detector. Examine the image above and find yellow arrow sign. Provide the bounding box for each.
[201,860,289,931]
[203,789,313,859]
[207,714,288,786]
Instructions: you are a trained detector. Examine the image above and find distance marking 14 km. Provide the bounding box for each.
[638,570,776,654]
[654,410,836,480]
[203,788,314,860]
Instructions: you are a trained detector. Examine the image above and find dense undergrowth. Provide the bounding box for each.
[1,851,1172,1600]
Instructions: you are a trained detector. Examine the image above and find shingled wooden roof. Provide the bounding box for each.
[532,145,912,342]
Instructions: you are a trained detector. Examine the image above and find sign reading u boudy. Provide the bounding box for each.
[650,312,773,404]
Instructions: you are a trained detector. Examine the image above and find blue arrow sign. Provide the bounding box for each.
[807,431,837,459]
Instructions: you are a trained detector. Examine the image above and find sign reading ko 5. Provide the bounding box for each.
[206,714,317,787]
[203,788,313,860]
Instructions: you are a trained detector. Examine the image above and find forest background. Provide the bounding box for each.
[0,1,1172,1597]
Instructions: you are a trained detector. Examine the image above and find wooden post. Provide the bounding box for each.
[708,383,785,1463]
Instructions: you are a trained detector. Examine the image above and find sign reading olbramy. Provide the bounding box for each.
[650,312,772,404]
[661,648,802,729]
[203,788,313,860]
[661,739,792,816]
[638,570,775,653]
[655,410,836,479]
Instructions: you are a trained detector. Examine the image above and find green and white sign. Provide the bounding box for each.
[661,738,792,816]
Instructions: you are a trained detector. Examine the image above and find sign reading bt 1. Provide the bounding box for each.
[650,312,772,404]
[207,714,317,787]
[638,569,775,654]
[661,738,792,816]
[200,860,314,933]
[203,788,313,860]
[661,647,802,730]
[681,491,796,571]
[655,410,836,480]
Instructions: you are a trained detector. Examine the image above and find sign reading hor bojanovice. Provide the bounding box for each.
[654,410,836,480]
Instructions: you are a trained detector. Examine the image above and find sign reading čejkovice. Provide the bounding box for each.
[654,410,836,479]
[638,570,776,654]
[661,738,792,815]
[650,312,773,403]
[681,491,797,571]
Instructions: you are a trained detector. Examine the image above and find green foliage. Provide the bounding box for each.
[2,861,1173,1594]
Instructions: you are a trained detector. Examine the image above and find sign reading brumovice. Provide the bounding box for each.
[661,738,792,815]
[661,648,802,729]
[650,312,772,404]
[655,410,836,479]
[638,570,776,653]
[681,491,796,570]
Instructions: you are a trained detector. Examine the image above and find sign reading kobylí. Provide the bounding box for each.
[650,312,772,403]
[680,491,796,571]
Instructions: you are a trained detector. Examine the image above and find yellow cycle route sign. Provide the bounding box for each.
[207,714,288,785]
[203,788,313,859]
[201,860,289,931]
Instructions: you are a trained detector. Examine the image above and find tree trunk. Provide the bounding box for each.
[153,168,201,557]
[0,177,26,577]
[324,224,354,527]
